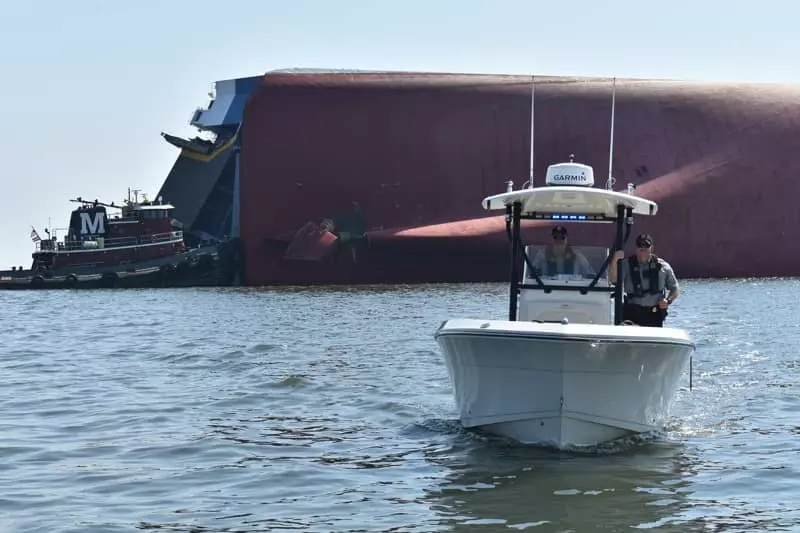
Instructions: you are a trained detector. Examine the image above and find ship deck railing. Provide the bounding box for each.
[36,231,184,252]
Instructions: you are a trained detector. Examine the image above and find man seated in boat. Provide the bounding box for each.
[609,233,680,327]
[530,225,595,278]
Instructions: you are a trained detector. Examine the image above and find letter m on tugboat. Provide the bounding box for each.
[78,209,106,236]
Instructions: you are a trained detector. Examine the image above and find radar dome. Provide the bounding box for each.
[545,157,594,187]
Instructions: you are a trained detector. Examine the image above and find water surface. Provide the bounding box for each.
[1,279,798,532]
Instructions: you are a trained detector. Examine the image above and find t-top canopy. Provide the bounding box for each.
[482,186,657,218]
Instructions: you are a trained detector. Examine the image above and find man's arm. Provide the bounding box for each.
[663,262,680,304]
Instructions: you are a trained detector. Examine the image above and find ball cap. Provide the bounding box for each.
[635,233,653,247]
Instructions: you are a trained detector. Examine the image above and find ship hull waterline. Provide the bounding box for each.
[435,319,694,449]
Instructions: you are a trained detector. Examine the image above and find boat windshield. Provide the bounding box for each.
[523,244,610,283]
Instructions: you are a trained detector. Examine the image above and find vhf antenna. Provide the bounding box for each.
[528,74,535,189]
[606,76,617,191]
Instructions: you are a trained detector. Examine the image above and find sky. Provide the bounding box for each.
[1,0,798,267]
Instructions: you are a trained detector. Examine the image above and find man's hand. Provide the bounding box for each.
[658,298,669,310]
[613,250,624,262]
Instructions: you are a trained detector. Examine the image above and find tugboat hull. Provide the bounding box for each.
[0,244,236,290]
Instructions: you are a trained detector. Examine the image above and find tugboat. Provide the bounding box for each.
[0,189,238,289]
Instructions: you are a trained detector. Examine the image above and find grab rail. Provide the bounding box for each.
[36,231,184,252]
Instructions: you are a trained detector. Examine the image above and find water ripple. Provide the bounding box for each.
[0,280,798,532]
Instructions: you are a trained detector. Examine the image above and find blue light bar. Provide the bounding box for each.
[533,213,603,221]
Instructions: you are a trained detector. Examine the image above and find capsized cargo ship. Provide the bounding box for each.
[237,71,800,285]
[146,70,800,286]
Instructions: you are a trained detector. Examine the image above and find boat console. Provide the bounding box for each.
[519,244,612,324]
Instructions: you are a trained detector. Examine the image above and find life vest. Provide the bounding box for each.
[628,254,662,296]
[544,245,576,276]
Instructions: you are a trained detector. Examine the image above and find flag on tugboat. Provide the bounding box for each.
[30,227,41,242]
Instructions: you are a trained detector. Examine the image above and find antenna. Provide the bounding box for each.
[528,75,535,189]
[606,77,617,191]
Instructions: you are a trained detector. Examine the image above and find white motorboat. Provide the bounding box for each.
[435,77,695,449]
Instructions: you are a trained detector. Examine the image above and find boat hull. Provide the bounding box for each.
[0,242,241,290]
[434,318,694,449]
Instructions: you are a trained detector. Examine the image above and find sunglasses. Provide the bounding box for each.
[552,234,567,240]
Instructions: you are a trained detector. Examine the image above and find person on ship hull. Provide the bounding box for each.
[609,233,680,327]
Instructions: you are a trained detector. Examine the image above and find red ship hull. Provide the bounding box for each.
[240,72,800,285]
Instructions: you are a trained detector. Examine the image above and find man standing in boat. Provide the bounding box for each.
[609,233,680,327]
[531,225,595,278]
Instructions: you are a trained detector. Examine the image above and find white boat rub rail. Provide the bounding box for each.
[436,329,696,348]
[436,319,695,347]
